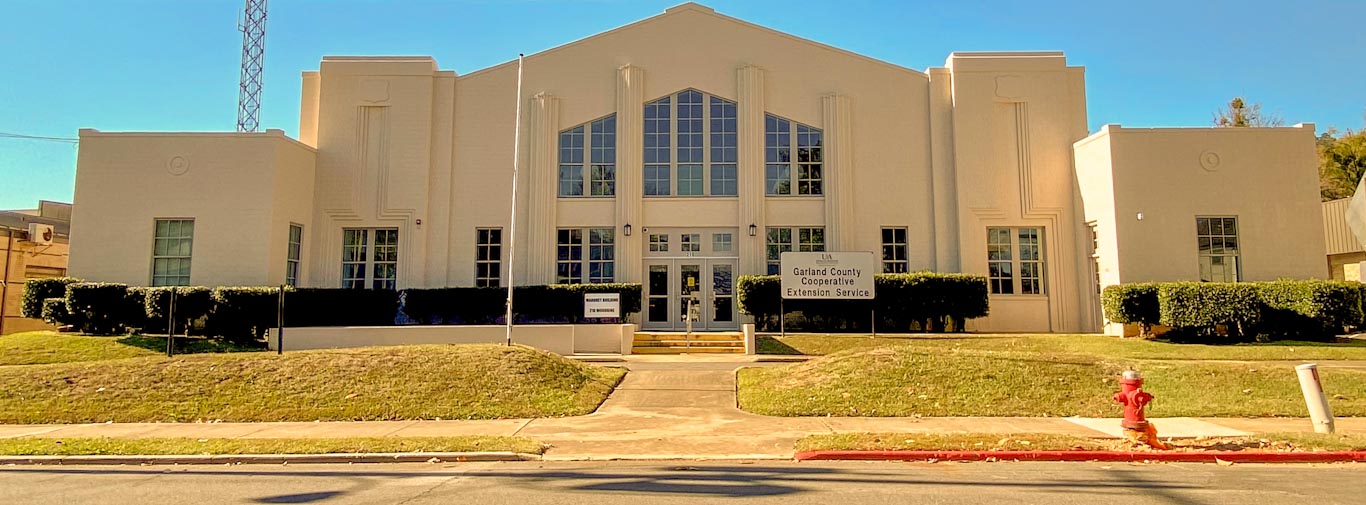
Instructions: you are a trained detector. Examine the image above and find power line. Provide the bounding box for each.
[0,132,78,143]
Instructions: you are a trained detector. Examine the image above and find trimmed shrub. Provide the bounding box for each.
[401,284,643,325]
[40,297,72,327]
[402,287,506,325]
[285,288,400,327]
[20,277,81,318]
[64,282,140,335]
[144,286,214,334]
[736,272,990,333]
[207,287,281,345]
[1158,282,1260,341]
[1100,283,1160,335]
[1255,280,1362,341]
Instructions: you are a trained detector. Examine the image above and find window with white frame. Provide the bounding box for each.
[151,218,194,286]
[986,227,1044,295]
[341,228,398,290]
[1196,216,1240,282]
[766,226,825,274]
[643,90,739,197]
[558,115,615,197]
[476,228,502,288]
[881,227,908,273]
[286,224,302,287]
[558,228,615,284]
[765,114,823,196]
[712,233,733,253]
[648,233,669,252]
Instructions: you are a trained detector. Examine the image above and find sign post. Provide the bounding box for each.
[780,252,877,335]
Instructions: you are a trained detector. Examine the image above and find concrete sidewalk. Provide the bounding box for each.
[1,359,1360,460]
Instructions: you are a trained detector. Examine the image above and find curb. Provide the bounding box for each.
[0,451,540,466]
[794,450,1366,463]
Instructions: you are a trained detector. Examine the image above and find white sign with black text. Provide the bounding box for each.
[584,293,621,318]
[780,252,876,299]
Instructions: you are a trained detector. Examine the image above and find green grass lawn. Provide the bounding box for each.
[0,436,545,456]
[0,331,255,366]
[796,432,1366,452]
[0,344,625,423]
[758,333,1366,360]
[738,344,1366,417]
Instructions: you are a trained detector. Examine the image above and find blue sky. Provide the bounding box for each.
[3,0,1364,209]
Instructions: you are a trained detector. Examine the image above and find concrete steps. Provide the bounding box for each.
[631,331,745,354]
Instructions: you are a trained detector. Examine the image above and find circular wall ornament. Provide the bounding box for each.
[1198,151,1221,172]
[167,156,191,176]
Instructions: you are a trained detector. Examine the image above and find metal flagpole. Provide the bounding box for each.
[504,53,525,347]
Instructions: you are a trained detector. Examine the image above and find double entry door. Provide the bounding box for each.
[644,259,738,331]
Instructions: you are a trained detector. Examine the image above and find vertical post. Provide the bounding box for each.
[1295,364,1336,434]
[780,297,785,338]
[871,307,876,337]
[685,297,693,352]
[276,284,285,355]
[165,288,176,357]
[504,53,525,347]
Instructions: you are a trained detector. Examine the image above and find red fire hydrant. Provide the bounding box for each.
[1113,370,1168,449]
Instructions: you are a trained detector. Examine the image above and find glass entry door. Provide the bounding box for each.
[642,259,738,330]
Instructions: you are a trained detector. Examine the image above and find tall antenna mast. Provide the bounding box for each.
[237,0,268,132]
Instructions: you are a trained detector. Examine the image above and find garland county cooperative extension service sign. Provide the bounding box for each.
[779,252,876,299]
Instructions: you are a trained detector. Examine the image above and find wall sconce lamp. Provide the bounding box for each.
[1136,212,1144,221]
[623,223,633,236]
[749,224,758,237]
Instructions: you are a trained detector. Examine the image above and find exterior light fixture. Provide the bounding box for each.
[749,224,757,236]
[1136,212,1144,221]
[623,223,632,236]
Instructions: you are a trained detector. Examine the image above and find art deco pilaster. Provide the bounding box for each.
[736,65,766,276]
[615,65,645,283]
[525,92,560,284]
[821,93,855,251]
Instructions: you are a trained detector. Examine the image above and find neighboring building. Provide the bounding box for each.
[67,3,1326,334]
[1,201,72,335]
[1323,197,1364,280]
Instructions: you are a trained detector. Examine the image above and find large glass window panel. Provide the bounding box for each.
[1196,216,1240,282]
[589,116,616,196]
[678,164,704,196]
[765,227,793,275]
[476,228,502,288]
[881,226,908,273]
[558,125,584,197]
[151,218,194,286]
[286,224,302,287]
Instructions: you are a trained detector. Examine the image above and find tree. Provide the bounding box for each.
[1319,128,1366,201]
[1213,97,1285,127]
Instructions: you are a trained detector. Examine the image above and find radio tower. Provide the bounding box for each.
[236,0,268,132]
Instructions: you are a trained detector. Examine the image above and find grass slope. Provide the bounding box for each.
[738,346,1366,417]
[0,436,545,456]
[0,331,158,366]
[758,333,1366,361]
[0,344,625,423]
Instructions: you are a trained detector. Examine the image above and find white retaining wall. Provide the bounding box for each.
[269,324,636,355]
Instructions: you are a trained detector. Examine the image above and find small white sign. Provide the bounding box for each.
[780,252,876,299]
[584,293,621,318]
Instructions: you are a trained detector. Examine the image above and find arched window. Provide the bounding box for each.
[643,89,738,197]
[559,115,616,197]
[765,114,822,196]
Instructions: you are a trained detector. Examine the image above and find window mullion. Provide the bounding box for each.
[670,95,678,196]
[789,121,798,193]
[702,92,711,197]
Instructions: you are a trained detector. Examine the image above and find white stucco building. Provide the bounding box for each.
[68,3,1327,333]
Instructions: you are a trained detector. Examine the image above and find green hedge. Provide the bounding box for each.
[40,298,71,327]
[401,284,643,325]
[207,287,282,345]
[736,273,990,332]
[63,282,141,335]
[1100,283,1160,335]
[1104,280,1360,343]
[284,288,400,327]
[144,286,214,334]
[20,277,80,319]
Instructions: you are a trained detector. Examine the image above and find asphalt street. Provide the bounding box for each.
[2,461,1363,504]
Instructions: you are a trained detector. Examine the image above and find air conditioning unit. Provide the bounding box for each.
[26,223,54,245]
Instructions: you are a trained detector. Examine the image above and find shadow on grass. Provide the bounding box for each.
[755,337,803,355]
[116,335,262,355]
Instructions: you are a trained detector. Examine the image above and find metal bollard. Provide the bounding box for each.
[1295,364,1335,434]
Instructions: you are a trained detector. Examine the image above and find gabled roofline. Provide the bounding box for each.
[459,2,928,81]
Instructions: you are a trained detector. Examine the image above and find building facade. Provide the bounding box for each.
[1,201,72,335]
[68,3,1327,333]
